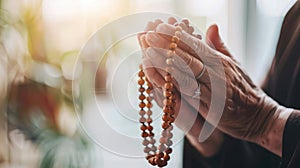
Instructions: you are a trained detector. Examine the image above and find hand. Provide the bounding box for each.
[140,21,293,156]
[138,18,227,157]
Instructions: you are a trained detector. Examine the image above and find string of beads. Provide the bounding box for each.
[138,26,182,167]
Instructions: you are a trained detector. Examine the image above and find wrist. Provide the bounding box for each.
[186,128,224,157]
[256,106,293,157]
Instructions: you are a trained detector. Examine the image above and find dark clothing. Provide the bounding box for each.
[183,136,279,168]
[183,1,300,168]
[282,112,300,168]
[263,0,300,110]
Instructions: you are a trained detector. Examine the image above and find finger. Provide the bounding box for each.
[188,26,195,35]
[178,22,189,32]
[142,56,165,87]
[206,24,232,58]
[145,47,213,104]
[181,19,195,34]
[145,31,208,82]
[181,18,190,27]
[168,17,177,25]
[139,34,149,50]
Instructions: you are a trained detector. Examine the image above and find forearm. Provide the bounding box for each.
[256,107,295,157]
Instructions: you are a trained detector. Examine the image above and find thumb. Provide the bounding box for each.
[206,24,232,58]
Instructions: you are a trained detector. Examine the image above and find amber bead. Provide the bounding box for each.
[139,87,145,92]
[164,82,173,90]
[167,125,173,131]
[146,110,153,115]
[141,125,147,131]
[175,31,182,37]
[149,139,156,144]
[143,140,149,146]
[139,110,146,115]
[158,144,166,152]
[162,114,169,122]
[149,132,154,137]
[146,96,152,102]
[148,125,153,131]
[139,94,146,100]
[146,88,152,94]
[158,160,167,167]
[163,99,173,106]
[138,79,145,85]
[163,154,170,161]
[167,132,173,138]
[144,147,151,153]
[146,118,152,124]
[163,90,172,97]
[138,71,145,77]
[159,137,167,144]
[150,146,157,152]
[148,157,157,166]
[162,122,169,129]
[171,36,179,43]
[166,140,173,146]
[156,152,164,158]
[166,148,172,154]
[169,42,177,50]
[139,102,146,108]
[146,102,153,108]
[139,117,146,123]
[161,130,168,137]
[163,107,171,113]
[169,117,175,123]
[156,158,165,167]
[142,132,148,138]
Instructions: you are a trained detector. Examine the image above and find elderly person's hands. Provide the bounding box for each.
[139,19,293,157]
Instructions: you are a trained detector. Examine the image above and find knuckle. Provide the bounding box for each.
[156,23,174,36]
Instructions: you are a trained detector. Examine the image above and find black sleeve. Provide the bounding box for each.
[281,112,300,168]
[183,135,280,168]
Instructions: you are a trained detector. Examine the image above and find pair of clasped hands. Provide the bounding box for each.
[138,17,293,157]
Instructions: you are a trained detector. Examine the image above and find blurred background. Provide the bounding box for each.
[0,0,296,167]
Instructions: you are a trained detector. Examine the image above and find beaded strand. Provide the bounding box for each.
[138,26,182,167]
